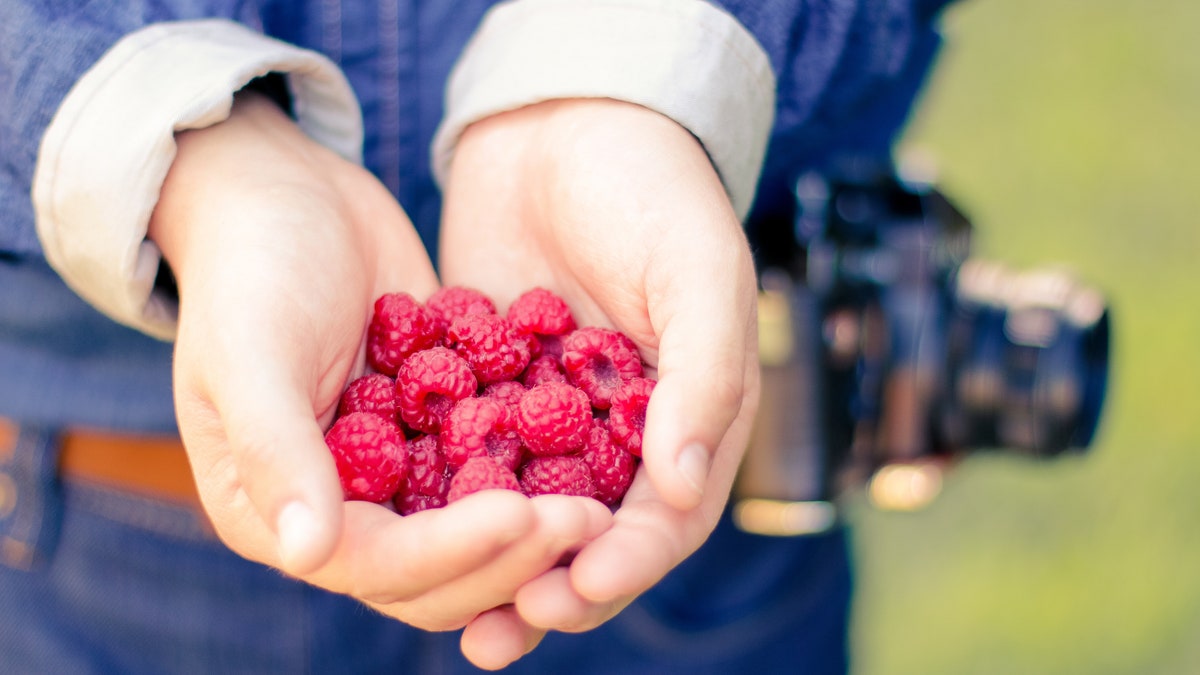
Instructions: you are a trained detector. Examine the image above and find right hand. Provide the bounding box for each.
[147,91,612,662]
[438,99,761,660]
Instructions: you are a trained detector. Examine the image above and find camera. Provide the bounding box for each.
[733,159,1112,536]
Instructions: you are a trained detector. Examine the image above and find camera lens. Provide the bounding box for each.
[941,260,1111,456]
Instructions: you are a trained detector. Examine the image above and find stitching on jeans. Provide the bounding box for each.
[5,429,49,556]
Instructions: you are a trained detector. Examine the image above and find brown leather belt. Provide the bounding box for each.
[0,418,202,511]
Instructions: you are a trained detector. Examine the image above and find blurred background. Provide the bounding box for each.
[847,0,1200,673]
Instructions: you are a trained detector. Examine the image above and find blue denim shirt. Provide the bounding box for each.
[0,0,950,430]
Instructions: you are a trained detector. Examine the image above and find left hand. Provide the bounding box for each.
[148,93,609,671]
[439,98,761,667]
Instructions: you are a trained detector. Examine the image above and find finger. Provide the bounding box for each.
[566,481,706,604]
[460,605,546,671]
[640,242,758,511]
[514,566,625,632]
[307,492,535,604]
[384,494,612,627]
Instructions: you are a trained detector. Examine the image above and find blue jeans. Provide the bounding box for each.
[0,426,852,674]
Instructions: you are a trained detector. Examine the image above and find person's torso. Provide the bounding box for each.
[1,0,948,431]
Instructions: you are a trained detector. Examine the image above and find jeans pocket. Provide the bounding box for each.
[0,426,63,571]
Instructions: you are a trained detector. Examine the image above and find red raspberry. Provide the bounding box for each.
[507,287,576,337]
[562,327,644,409]
[324,412,408,502]
[367,293,445,376]
[533,333,566,361]
[425,286,497,330]
[448,457,522,502]
[396,347,478,434]
[447,313,531,385]
[581,419,636,506]
[337,373,397,421]
[441,396,524,472]
[516,381,592,456]
[396,492,447,516]
[520,456,595,498]
[393,434,451,515]
[521,354,568,387]
[608,377,655,457]
[482,380,526,408]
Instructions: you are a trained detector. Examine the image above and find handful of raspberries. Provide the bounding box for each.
[324,286,654,515]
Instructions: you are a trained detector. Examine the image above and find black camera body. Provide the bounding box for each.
[733,164,1111,535]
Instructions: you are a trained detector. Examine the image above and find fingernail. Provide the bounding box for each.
[276,500,317,570]
[676,442,710,498]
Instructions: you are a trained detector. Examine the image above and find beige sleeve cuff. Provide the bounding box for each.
[432,0,776,222]
[32,19,363,341]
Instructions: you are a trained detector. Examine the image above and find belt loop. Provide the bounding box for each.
[0,424,64,571]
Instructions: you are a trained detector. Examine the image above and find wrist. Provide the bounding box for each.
[451,98,727,228]
[148,90,344,284]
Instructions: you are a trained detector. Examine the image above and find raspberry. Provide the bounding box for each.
[520,456,595,498]
[521,354,568,387]
[441,396,524,472]
[507,287,577,337]
[324,412,407,502]
[393,434,451,515]
[516,381,592,456]
[447,313,531,385]
[337,373,397,421]
[562,327,644,409]
[367,292,445,376]
[533,333,566,361]
[396,347,478,434]
[396,492,447,516]
[426,286,497,330]
[482,380,526,408]
[401,434,450,496]
[608,377,655,457]
[334,288,660,511]
[448,457,522,502]
[581,419,636,506]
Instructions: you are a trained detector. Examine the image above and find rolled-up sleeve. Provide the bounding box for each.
[431,0,777,223]
[31,19,362,340]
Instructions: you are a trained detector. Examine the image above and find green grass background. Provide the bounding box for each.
[848,1,1200,673]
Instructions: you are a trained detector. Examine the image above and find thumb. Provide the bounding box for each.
[184,311,349,578]
[215,369,345,576]
[638,264,758,511]
[220,379,345,571]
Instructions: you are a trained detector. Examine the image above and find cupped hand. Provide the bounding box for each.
[440,99,762,653]
[147,92,611,664]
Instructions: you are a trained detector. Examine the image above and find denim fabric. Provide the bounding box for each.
[0,431,852,674]
[253,0,956,259]
[1,0,955,428]
[0,426,63,572]
[2,0,955,258]
[0,0,954,428]
[0,0,264,258]
[0,258,177,433]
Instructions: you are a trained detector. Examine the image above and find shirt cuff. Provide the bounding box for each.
[32,19,363,341]
[431,0,776,222]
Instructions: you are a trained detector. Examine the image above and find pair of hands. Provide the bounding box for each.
[148,91,760,670]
